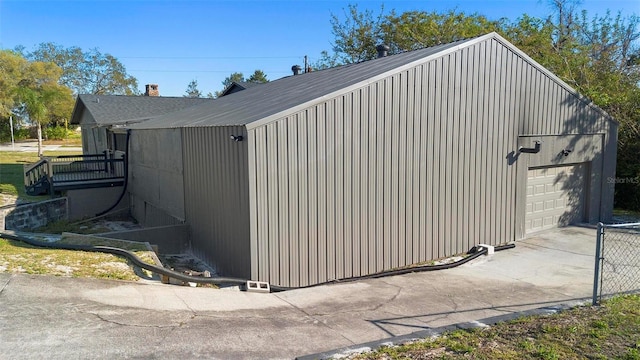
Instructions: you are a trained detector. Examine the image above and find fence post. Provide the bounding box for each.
[103,150,109,173]
[592,222,604,305]
[46,158,54,197]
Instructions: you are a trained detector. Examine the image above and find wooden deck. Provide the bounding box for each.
[24,154,126,195]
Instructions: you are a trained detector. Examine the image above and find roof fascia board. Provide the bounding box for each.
[69,96,89,125]
[99,115,155,127]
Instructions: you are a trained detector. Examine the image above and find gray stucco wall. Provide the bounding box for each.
[97,224,190,254]
[247,36,617,287]
[66,187,129,220]
[128,128,185,226]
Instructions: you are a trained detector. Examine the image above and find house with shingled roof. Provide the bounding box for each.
[70,88,212,154]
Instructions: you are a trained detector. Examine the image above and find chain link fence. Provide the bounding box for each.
[592,222,640,305]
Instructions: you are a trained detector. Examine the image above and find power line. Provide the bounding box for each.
[122,55,302,60]
[130,69,293,73]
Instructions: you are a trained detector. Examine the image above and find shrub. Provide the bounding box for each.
[44,126,69,140]
[14,128,30,140]
[0,120,31,142]
[615,140,640,211]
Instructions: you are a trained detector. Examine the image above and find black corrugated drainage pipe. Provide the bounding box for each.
[95,129,131,217]
[0,231,249,287]
[270,243,516,291]
[0,230,515,293]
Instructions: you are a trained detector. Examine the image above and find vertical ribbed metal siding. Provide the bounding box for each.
[510,38,616,225]
[516,62,609,137]
[248,38,526,287]
[247,37,615,287]
[182,126,251,279]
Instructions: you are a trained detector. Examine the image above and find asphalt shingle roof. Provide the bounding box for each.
[71,94,213,126]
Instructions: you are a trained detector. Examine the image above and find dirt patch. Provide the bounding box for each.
[0,194,19,207]
[77,219,142,233]
[160,254,218,278]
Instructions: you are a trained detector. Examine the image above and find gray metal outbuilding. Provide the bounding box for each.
[127,32,617,287]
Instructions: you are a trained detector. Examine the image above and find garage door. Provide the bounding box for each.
[525,164,587,234]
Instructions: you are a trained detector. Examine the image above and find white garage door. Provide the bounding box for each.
[525,164,587,234]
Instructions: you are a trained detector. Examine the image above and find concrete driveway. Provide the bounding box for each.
[0,226,597,359]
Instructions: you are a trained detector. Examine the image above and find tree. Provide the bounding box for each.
[322,4,386,66]
[214,70,269,97]
[223,72,245,88]
[12,60,73,156]
[184,79,202,98]
[213,72,244,98]
[513,0,640,209]
[316,5,504,67]
[321,2,640,209]
[381,9,505,53]
[0,50,26,117]
[22,43,139,95]
[247,70,268,83]
[502,14,556,65]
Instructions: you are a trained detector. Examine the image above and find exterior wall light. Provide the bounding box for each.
[230,135,243,142]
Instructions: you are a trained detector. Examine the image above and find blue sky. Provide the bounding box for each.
[1,0,638,97]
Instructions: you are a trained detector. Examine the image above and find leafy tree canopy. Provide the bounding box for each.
[247,69,268,83]
[214,70,269,98]
[0,50,27,117]
[0,50,74,154]
[320,0,640,210]
[222,72,245,89]
[20,43,139,95]
[0,50,73,125]
[184,79,203,98]
[314,4,505,68]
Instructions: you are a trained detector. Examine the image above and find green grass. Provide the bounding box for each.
[355,295,640,359]
[613,208,640,221]
[0,147,161,282]
[0,237,155,281]
[59,132,82,146]
[0,150,81,201]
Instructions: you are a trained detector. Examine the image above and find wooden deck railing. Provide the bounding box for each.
[24,153,126,195]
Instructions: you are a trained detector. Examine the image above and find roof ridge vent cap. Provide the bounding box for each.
[376,44,390,58]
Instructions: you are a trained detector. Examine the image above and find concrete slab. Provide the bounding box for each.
[0,226,599,359]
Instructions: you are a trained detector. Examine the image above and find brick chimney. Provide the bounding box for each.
[145,84,159,96]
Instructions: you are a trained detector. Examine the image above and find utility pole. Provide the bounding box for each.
[9,115,15,150]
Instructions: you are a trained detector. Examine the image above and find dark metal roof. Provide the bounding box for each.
[131,37,473,130]
[118,32,617,130]
[70,94,213,126]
